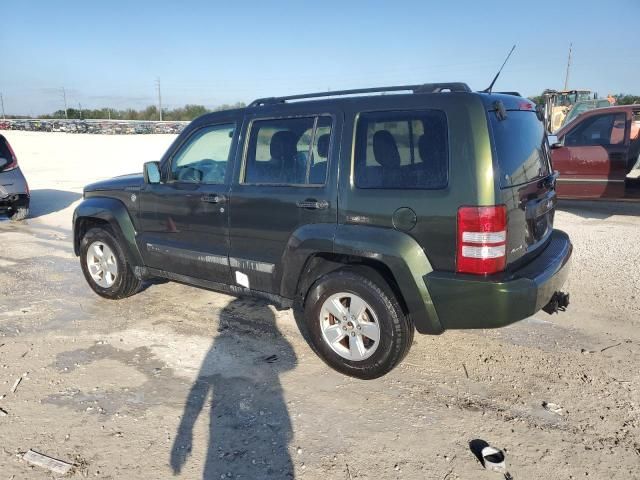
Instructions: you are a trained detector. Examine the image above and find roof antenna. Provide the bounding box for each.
[483,44,516,93]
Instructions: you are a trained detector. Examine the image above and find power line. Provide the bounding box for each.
[60,87,68,119]
[156,77,163,121]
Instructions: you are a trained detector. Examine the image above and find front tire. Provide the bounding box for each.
[303,269,414,379]
[79,227,141,299]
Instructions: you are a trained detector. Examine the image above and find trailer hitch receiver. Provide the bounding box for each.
[542,291,570,315]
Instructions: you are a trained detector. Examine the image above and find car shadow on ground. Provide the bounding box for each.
[170,298,297,479]
[28,189,82,218]
[557,199,640,220]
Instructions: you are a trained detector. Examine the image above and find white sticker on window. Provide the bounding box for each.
[235,271,249,289]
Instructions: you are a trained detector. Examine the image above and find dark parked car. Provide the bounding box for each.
[550,105,640,199]
[73,83,572,378]
[0,134,29,221]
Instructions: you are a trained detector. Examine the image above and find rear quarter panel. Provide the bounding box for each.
[337,94,498,272]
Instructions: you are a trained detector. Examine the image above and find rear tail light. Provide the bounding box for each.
[457,205,507,275]
[3,140,18,170]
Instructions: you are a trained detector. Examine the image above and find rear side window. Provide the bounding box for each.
[354,110,448,189]
[490,110,550,188]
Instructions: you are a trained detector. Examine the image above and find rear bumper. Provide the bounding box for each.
[0,168,29,200]
[424,229,572,329]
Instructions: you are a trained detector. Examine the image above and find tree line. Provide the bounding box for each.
[5,93,640,121]
[5,102,246,121]
[528,93,640,106]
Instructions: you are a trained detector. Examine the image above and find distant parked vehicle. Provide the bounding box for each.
[134,124,152,134]
[86,123,99,134]
[550,105,640,199]
[0,134,29,221]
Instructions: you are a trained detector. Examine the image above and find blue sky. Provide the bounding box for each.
[2,0,639,115]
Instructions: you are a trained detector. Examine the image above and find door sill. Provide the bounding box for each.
[140,266,293,310]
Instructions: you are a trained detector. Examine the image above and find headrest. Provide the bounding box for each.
[270,130,298,161]
[418,123,446,163]
[316,134,330,158]
[373,130,401,168]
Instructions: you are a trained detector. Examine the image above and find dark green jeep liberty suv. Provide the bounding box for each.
[73,83,572,379]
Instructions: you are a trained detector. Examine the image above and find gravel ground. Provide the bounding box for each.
[0,131,638,479]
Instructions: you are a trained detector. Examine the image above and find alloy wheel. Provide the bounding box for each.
[319,292,381,361]
[86,241,118,288]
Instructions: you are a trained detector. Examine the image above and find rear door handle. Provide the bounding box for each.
[296,199,329,210]
[201,193,226,204]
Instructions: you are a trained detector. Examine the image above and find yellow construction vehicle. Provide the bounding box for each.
[542,89,593,133]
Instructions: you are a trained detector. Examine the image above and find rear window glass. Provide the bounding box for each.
[354,110,448,189]
[490,110,550,187]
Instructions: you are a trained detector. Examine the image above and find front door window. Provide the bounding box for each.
[171,124,235,184]
[564,113,626,147]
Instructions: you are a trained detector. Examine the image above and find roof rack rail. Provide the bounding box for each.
[249,82,471,107]
[496,91,523,97]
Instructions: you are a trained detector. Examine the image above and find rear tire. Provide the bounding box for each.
[303,268,414,379]
[80,227,141,299]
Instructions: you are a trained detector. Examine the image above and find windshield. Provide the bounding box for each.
[489,110,551,188]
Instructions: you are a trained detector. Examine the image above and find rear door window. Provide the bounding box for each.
[243,116,332,185]
[354,110,448,189]
[489,110,550,187]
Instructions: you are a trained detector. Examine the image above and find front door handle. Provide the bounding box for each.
[201,193,226,204]
[296,199,329,210]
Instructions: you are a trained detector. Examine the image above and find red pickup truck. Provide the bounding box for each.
[550,105,640,199]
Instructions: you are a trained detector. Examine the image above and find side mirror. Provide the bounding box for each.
[0,157,8,170]
[143,161,161,184]
[547,135,562,149]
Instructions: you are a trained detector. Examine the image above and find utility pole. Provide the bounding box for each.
[563,43,572,91]
[156,77,163,121]
[0,93,5,120]
[78,103,82,119]
[61,87,68,119]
